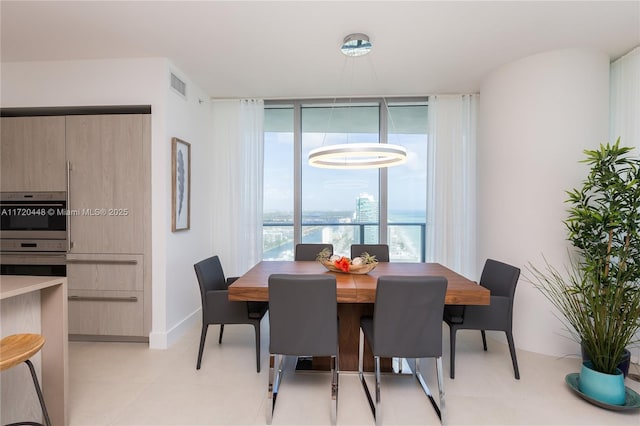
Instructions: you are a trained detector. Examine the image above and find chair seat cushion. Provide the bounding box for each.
[248,301,269,319]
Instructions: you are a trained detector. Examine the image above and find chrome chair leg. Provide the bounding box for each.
[436,356,446,425]
[358,329,365,377]
[392,356,406,374]
[374,355,381,426]
[358,330,376,422]
[415,358,443,423]
[266,354,284,425]
[331,354,338,426]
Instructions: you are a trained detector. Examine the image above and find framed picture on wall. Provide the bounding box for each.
[171,137,191,232]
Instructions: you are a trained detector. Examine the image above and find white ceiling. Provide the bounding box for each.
[2,1,639,99]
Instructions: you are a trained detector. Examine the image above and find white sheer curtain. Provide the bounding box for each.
[610,46,640,363]
[426,94,478,278]
[210,99,264,276]
[610,46,639,150]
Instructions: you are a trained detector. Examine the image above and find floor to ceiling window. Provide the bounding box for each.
[263,98,428,261]
[263,106,294,260]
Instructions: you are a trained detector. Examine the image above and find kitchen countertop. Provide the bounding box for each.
[0,274,68,425]
[0,275,67,299]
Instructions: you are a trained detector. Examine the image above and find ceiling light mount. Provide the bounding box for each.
[340,33,372,57]
[308,32,406,170]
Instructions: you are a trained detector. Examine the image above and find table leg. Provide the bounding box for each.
[307,304,391,372]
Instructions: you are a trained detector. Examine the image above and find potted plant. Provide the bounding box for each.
[527,139,640,406]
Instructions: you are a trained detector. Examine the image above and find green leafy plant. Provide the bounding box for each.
[357,252,378,265]
[527,139,640,374]
[565,139,640,290]
[316,247,332,261]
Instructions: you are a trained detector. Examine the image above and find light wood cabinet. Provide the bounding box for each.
[1,108,152,341]
[65,114,151,340]
[66,115,150,254]
[67,254,143,291]
[67,254,145,337]
[68,289,144,337]
[0,116,67,191]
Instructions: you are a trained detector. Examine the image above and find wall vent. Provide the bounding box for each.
[170,73,187,98]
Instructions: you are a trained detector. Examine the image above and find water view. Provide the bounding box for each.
[263,209,426,262]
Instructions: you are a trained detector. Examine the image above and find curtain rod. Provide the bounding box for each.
[207,96,431,103]
[207,93,478,102]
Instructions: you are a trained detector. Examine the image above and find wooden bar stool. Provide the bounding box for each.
[0,334,51,426]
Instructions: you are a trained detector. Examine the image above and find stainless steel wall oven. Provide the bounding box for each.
[1,192,67,276]
[1,192,67,239]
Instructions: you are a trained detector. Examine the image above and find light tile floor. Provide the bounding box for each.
[69,319,640,425]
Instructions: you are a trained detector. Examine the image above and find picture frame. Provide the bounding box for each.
[171,137,191,232]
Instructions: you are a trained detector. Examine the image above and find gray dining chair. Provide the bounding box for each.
[359,275,448,425]
[351,244,398,369]
[350,244,390,262]
[194,255,268,372]
[294,243,333,261]
[266,274,339,425]
[443,258,521,379]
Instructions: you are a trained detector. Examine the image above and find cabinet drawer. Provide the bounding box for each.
[67,254,143,291]
[68,289,144,336]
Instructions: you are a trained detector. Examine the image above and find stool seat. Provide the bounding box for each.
[1,334,45,372]
[0,333,51,426]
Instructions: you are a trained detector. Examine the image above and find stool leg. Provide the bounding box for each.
[24,360,52,426]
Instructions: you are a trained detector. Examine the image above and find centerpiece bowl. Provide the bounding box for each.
[319,259,378,275]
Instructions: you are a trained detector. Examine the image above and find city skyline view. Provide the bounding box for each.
[263,103,429,261]
[263,192,426,262]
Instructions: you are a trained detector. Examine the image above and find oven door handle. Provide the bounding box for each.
[0,252,67,265]
[1,202,66,207]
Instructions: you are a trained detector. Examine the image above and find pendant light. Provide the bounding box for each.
[307,33,408,170]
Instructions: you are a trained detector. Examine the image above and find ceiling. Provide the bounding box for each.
[2,1,639,99]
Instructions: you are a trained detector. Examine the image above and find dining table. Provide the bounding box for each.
[228,260,490,371]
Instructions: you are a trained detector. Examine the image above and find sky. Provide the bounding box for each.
[264,131,428,214]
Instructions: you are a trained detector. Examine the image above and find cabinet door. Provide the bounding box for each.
[66,115,149,253]
[67,254,145,337]
[68,289,144,337]
[0,116,66,191]
[66,253,143,291]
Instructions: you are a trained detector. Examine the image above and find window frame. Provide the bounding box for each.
[264,97,429,258]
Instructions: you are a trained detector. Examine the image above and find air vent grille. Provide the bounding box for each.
[170,73,187,98]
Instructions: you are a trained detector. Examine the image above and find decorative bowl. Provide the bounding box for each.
[319,259,378,275]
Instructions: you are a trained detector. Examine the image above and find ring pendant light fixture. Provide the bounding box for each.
[307,33,408,170]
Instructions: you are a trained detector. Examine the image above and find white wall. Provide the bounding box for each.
[0,49,622,357]
[1,58,214,349]
[477,49,610,357]
[160,63,214,347]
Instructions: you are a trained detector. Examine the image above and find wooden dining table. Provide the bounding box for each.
[229,260,490,371]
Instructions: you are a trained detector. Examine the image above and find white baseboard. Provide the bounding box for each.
[149,308,200,349]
